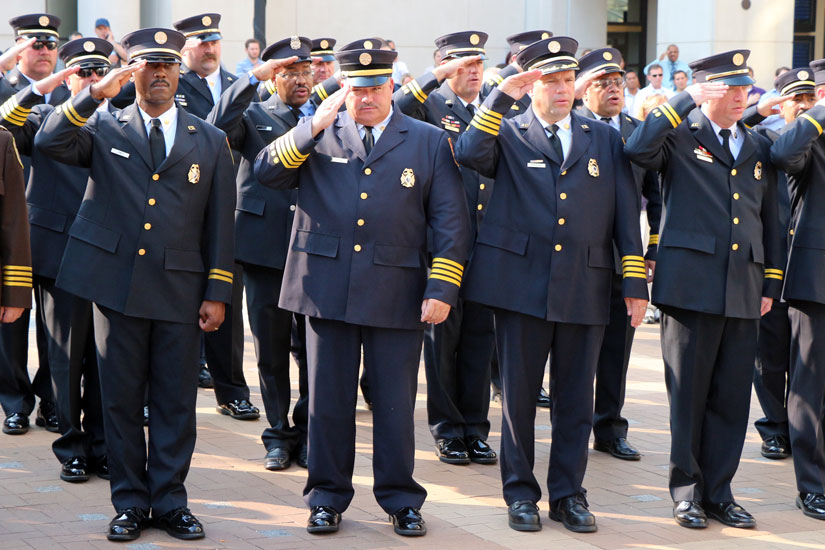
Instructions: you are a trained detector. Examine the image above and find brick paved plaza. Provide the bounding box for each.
[2,322,825,549]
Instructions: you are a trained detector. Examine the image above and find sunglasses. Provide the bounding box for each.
[649,73,663,77]
[77,67,110,78]
[31,41,57,50]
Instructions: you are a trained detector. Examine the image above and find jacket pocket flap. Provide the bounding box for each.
[662,230,716,254]
[750,242,764,263]
[292,229,339,258]
[164,248,204,272]
[29,205,67,232]
[373,244,421,268]
[68,217,120,253]
[587,245,614,269]
[476,224,529,255]
[792,232,825,250]
[237,193,266,215]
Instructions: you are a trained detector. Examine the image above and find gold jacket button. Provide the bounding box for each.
[561,170,567,176]
[558,218,565,225]
[144,223,152,230]
[360,192,368,200]
[138,248,146,256]
[152,174,159,181]
[733,217,739,224]
[731,169,737,176]
[560,192,567,200]
[477,204,483,211]
[148,198,156,206]
[790,229,795,235]
[354,244,362,252]
[733,193,740,200]
[554,244,562,252]
[731,243,739,251]
[289,205,296,211]
[479,183,485,190]
[364,168,372,175]
[357,219,365,226]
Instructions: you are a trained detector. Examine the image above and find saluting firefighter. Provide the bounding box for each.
[254,40,470,537]
[35,28,235,542]
[481,30,553,116]
[625,50,784,529]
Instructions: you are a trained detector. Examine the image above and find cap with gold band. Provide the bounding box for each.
[435,31,488,61]
[506,30,553,57]
[121,28,186,64]
[775,67,815,97]
[335,39,397,87]
[311,38,336,62]
[809,58,825,86]
[173,13,222,42]
[262,36,312,63]
[515,36,579,75]
[9,13,61,43]
[59,38,113,69]
[577,47,625,76]
[689,50,754,86]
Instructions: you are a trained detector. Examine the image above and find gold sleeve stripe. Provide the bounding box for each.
[429,272,462,287]
[432,262,463,278]
[3,265,32,271]
[406,80,428,103]
[471,116,501,134]
[765,273,783,281]
[208,273,234,284]
[431,267,463,283]
[658,104,678,128]
[4,276,33,283]
[60,102,85,127]
[4,281,32,287]
[65,100,88,124]
[265,80,277,95]
[312,84,329,101]
[3,273,33,279]
[801,113,823,135]
[0,97,30,126]
[479,105,503,120]
[470,120,499,136]
[209,268,234,279]
[621,255,645,263]
[764,268,784,274]
[275,138,300,168]
[475,110,502,126]
[288,132,309,160]
[648,234,659,245]
[662,103,682,126]
[623,272,647,279]
[623,267,647,274]
[276,134,302,166]
[432,257,464,272]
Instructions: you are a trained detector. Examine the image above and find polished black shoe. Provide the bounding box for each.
[94,455,110,480]
[704,501,756,528]
[142,406,149,426]
[673,500,707,528]
[466,437,497,464]
[35,401,59,433]
[153,507,205,539]
[797,493,825,520]
[761,435,791,459]
[435,437,471,465]
[549,494,597,533]
[217,399,260,420]
[307,505,341,533]
[507,500,541,531]
[2,412,29,435]
[107,507,149,541]
[294,443,308,469]
[265,447,291,471]
[197,365,213,388]
[389,507,426,536]
[60,456,90,482]
[537,387,552,409]
[593,437,641,461]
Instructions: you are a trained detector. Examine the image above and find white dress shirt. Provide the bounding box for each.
[457,94,481,113]
[357,108,394,143]
[534,108,572,161]
[138,103,178,157]
[702,106,744,161]
[203,68,222,105]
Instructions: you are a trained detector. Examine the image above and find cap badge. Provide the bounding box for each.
[39,15,49,27]
[83,41,96,52]
[400,168,415,188]
[470,34,480,45]
[202,15,212,26]
[754,161,762,181]
[548,41,561,53]
[155,31,168,45]
[290,36,301,50]
[363,40,373,49]
[603,51,613,61]
[541,32,550,39]
[188,163,200,184]
[518,45,527,51]
[798,70,809,80]
[359,52,372,66]
[588,158,599,178]
[732,52,744,66]
[320,39,329,49]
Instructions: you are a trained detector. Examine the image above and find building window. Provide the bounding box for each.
[793,0,818,64]
[607,0,648,76]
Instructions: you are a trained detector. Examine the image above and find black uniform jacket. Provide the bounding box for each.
[176,66,240,120]
[625,91,784,319]
[480,64,531,116]
[253,107,471,330]
[34,87,236,323]
[455,88,649,325]
[0,127,32,308]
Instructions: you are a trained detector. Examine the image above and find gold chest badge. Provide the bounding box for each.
[400,168,415,188]
[588,158,599,178]
[188,163,200,184]
[754,161,762,180]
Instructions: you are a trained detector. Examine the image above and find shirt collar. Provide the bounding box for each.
[138,102,178,129]
[534,109,572,134]
[701,106,739,139]
[357,107,394,133]
[457,94,481,110]
[204,67,221,86]
[17,70,35,84]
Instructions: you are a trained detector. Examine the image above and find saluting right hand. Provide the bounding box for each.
[90,61,146,100]
[310,84,349,137]
[498,69,542,101]
[0,38,35,73]
[251,56,300,82]
[686,81,728,106]
[35,65,80,95]
[432,55,483,82]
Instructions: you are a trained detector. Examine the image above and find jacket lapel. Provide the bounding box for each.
[439,82,473,125]
[182,70,213,103]
[265,95,300,128]
[117,104,154,169]
[562,113,591,173]
[157,109,196,173]
[688,109,730,167]
[220,69,235,92]
[335,112,366,163]
[365,109,407,165]
[733,123,757,168]
[521,109,562,165]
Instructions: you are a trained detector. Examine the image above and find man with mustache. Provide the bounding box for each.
[208,36,313,472]
[35,27,235,541]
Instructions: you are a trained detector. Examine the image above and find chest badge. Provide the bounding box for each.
[400,168,415,188]
[588,158,599,178]
[754,161,762,180]
[188,164,200,184]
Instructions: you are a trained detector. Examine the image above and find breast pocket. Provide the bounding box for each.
[661,229,716,255]
[476,224,529,255]
[292,229,339,258]
[164,248,205,272]
[237,193,265,216]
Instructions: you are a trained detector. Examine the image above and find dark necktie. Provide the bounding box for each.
[466,104,475,118]
[719,128,734,165]
[362,126,374,155]
[548,123,563,161]
[600,116,612,128]
[149,118,166,170]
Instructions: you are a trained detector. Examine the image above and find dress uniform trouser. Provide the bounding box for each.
[37,277,104,462]
[0,279,52,415]
[204,262,249,404]
[93,304,200,515]
[753,301,791,441]
[423,298,494,441]
[593,273,636,441]
[494,308,605,505]
[304,317,426,514]
[243,263,308,452]
[787,300,825,494]
[660,305,757,503]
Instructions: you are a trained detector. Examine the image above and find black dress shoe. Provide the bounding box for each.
[107,507,149,541]
[265,447,291,471]
[593,437,641,461]
[537,387,552,409]
[142,406,149,426]
[508,500,541,531]
[761,435,791,459]
[673,500,707,528]
[389,507,426,536]
[704,501,756,528]
[94,455,110,480]
[294,443,308,469]
[549,494,597,533]
[307,505,341,533]
[197,365,213,388]
[35,401,59,433]
[153,507,205,539]
[435,438,470,465]
[2,412,29,435]
[60,456,90,482]
[797,493,825,519]
[216,399,260,420]
[466,437,497,464]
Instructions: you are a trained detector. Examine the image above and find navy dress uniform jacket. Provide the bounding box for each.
[455,88,649,325]
[480,64,531,116]
[176,67,240,120]
[625,91,785,318]
[0,127,32,308]
[253,107,471,330]
[34,87,236,323]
